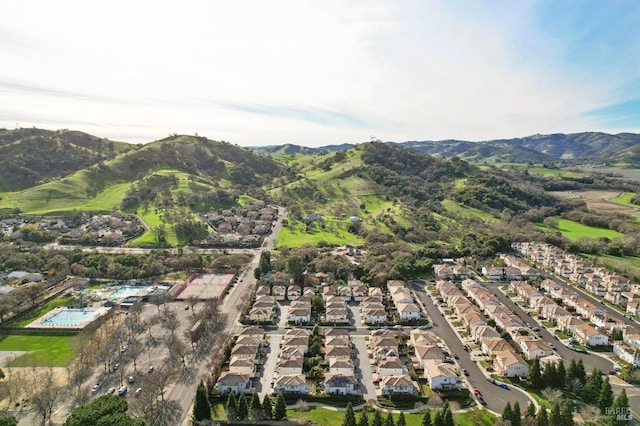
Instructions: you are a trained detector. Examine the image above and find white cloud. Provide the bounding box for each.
[0,0,635,146]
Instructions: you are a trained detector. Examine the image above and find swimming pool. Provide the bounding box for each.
[41,309,95,326]
[110,286,143,299]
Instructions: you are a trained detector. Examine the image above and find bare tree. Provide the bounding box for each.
[31,367,62,426]
[161,310,180,337]
[146,364,174,404]
[165,334,190,368]
[186,296,199,315]
[127,338,145,374]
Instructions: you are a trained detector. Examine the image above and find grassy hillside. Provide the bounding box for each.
[0,128,132,191]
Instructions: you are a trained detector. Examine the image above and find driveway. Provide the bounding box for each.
[352,336,376,401]
[412,282,533,413]
[349,303,362,328]
[258,333,282,398]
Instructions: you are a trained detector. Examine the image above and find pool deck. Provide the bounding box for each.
[25,306,111,330]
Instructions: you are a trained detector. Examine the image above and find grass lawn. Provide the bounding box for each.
[129,207,179,246]
[10,297,75,327]
[276,221,363,248]
[552,218,623,241]
[286,407,495,426]
[542,321,555,328]
[555,330,570,339]
[0,335,76,367]
[211,402,226,420]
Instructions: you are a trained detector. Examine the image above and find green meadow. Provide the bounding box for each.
[276,220,363,248]
[0,335,76,367]
[611,192,638,208]
[553,218,623,240]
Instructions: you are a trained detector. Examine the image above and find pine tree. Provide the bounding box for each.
[385,412,394,426]
[502,402,514,425]
[543,362,557,388]
[585,368,603,401]
[358,411,370,426]
[397,412,406,426]
[525,403,536,418]
[343,402,357,426]
[610,388,630,426]
[262,395,273,420]
[576,359,586,385]
[512,400,522,426]
[598,378,613,415]
[535,407,549,426]
[433,410,444,426]
[443,402,454,426]
[274,393,287,421]
[555,359,566,390]
[372,410,383,426]
[237,393,248,420]
[225,392,237,421]
[249,390,264,421]
[528,357,543,389]
[422,408,432,426]
[560,401,574,426]
[566,358,578,385]
[549,401,562,426]
[193,382,212,421]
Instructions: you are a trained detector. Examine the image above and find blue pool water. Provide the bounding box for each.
[42,309,94,326]
[110,286,142,298]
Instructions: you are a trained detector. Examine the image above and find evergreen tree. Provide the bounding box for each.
[397,412,406,426]
[421,409,432,426]
[525,403,536,418]
[576,359,586,385]
[610,388,630,426]
[372,410,383,426]
[512,400,522,426]
[193,382,212,421]
[555,360,566,390]
[585,369,603,401]
[598,378,614,415]
[343,402,357,426]
[225,392,237,421]
[236,393,248,421]
[528,357,543,389]
[543,362,557,388]
[535,407,549,426]
[358,411,370,426]
[443,402,454,426]
[262,395,273,420]
[274,393,287,421]
[312,324,320,337]
[502,402,514,425]
[560,401,574,426]
[566,358,578,385]
[433,410,444,426]
[385,412,395,426]
[249,390,264,421]
[549,401,562,426]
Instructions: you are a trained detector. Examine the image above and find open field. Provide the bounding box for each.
[554,218,623,240]
[611,192,638,207]
[276,220,363,248]
[552,190,640,216]
[0,335,76,367]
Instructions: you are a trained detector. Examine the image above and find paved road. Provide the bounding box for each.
[170,207,287,426]
[484,281,615,374]
[259,334,282,398]
[353,336,376,401]
[412,282,533,413]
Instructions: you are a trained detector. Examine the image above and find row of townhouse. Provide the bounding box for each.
[322,293,350,324]
[273,328,311,394]
[433,264,474,281]
[408,329,461,391]
[368,329,420,396]
[510,279,613,347]
[247,294,278,323]
[323,328,358,395]
[216,327,266,394]
[387,280,422,321]
[513,242,640,312]
[440,279,530,378]
[361,292,388,325]
[613,331,640,367]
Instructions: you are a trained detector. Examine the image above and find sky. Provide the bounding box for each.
[1,0,640,147]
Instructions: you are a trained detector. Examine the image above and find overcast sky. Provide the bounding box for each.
[1,0,639,147]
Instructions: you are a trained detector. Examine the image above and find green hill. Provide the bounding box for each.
[0,128,132,191]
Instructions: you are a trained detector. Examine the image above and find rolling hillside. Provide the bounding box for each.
[0,128,132,191]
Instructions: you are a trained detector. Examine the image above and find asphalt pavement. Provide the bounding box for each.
[412,282,533,413]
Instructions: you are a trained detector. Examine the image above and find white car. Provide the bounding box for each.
[91,383,102,393]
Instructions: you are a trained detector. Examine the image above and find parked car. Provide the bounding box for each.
[453,353,459,359]
[148,365,154,373]
[107,387,116,395]
[473,387,481,396]
[135,388,143,396]
[128,376,135,384]
[462,369,469,376]
[91,383,102,393]
[497,382,509,390]
[118,386,128,396]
